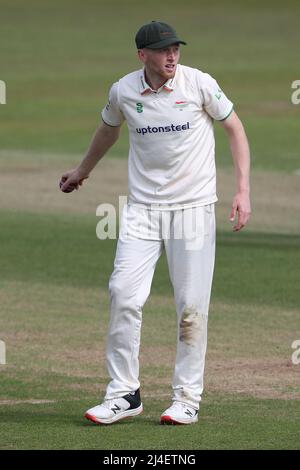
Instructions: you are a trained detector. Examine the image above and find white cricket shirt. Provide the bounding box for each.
[101,64,233,209]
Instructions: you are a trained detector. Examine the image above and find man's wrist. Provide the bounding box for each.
[237,187,250,194]
[77,163,90,178]
[238,190,250,194]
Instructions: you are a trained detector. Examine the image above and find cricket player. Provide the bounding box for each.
[60,21,251,425]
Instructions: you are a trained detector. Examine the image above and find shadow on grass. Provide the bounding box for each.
[0,408,160,428]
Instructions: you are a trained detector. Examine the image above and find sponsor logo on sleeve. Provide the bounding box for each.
[215,89,223,100]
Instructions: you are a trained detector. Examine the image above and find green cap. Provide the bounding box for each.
[135,21,187,49]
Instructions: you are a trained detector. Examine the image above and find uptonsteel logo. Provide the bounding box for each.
[136,121,190,135]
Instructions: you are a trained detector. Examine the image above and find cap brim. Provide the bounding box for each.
[144,38,187,49]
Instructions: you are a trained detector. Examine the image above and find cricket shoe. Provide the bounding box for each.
[160,401,198,425]
[85,389,143,425]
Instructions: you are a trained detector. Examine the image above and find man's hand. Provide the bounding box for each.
[59,168,88,193]
[230,190,251,232]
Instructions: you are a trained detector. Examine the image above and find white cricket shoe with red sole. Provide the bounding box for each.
[85,389,143,425]
[160,401,199,425]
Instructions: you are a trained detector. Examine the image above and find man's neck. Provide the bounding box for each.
[144,69,172,91]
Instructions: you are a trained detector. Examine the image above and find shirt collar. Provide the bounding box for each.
[139,67,177,95]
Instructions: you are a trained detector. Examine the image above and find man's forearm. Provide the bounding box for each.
[78,123,120,176]
[229,121,250,193]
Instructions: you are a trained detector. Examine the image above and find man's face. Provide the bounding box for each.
[138,44,180,80]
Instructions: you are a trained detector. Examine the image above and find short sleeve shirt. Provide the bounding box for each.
[102,64,233,209]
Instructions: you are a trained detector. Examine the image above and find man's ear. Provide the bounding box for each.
[138,49,146,63]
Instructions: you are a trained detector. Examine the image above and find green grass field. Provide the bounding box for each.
[0,0,300,450]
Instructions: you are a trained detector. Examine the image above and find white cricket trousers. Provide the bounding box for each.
[104,203,216,409]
